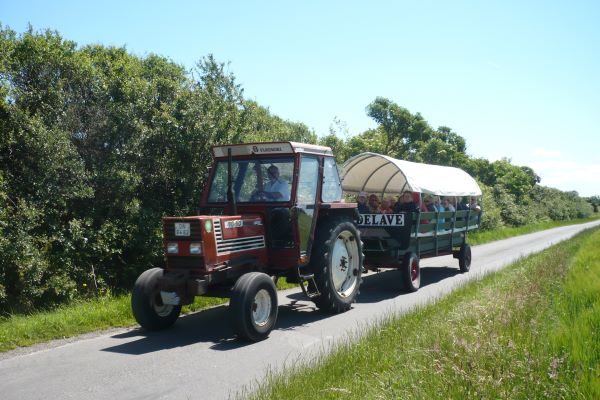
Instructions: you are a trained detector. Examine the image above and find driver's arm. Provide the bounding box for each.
[266,191,283,200]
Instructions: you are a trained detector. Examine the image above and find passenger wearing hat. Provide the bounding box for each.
[357,191,369,213]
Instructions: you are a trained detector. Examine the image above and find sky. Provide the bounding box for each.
[2,0,599,196]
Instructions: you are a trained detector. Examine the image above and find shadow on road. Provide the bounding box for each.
[102,296,331,355]
[357,265,461,303]
[102,305,235,355]
[102,265,461,355]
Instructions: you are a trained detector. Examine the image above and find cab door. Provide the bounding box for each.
[294,155,320,261]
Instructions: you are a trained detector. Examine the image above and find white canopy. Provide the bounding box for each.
[341,152,482,196]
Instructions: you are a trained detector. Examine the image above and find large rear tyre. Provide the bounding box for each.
[131,268,181,331]
[401,252,421,292]
[230,272,279,342]
[458,243,472,273]
[311,218,363,313]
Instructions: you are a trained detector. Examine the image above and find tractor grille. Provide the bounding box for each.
[213,219,265,256]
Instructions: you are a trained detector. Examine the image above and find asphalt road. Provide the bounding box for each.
[2,221,599,400]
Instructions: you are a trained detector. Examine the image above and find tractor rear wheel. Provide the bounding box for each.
[131,268,181,331]
[311,218,363,313]
[230,272,279,342]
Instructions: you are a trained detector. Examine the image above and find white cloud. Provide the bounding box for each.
[529,160,600,197]
[533,147,561,158]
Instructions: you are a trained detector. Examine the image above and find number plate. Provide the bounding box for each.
[174,222,191,236]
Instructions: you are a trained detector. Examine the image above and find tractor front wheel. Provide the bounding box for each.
[131,268,181,331]
[230,272,279,342]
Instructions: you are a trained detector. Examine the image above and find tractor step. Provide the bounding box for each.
[297,268,320,299]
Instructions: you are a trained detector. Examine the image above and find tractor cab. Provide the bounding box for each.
[200,142,350,275]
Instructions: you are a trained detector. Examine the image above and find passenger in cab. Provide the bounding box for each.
[368,194,381,213]
[263,165,290,201]
[357,191,369,214]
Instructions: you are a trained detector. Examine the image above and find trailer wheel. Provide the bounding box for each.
[131,268,181,331]
[401,252,421,292]
[311,218,363,313]
[230,272,279,342]
[458,243,472,273]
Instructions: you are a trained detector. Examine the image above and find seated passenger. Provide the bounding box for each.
[423,195,437,212]
[443,197,456,212]
[357,191,369,213]
[417,193,428,213]
[456,196,470,211]
[263,165,290,201]
[395,191,420,213]
[393,195,401,212]
[380,197,393,214]
[368,194,380,213]
[434,195,446,225]
[434,196,445,212]
[469,196,481,211]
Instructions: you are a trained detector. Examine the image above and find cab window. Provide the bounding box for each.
[297,156,319,204]
[207,158,293,203]
[321,157,342,202]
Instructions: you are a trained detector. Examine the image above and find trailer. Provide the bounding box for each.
[341,152,482,291]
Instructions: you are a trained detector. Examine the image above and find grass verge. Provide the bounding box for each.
[246,227,600,399]
[0,279,296,353]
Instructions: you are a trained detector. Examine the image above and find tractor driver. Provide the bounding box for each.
[262,165,290,201]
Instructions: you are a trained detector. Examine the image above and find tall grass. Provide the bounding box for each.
[551,229,600,397]
[246,227,600,399]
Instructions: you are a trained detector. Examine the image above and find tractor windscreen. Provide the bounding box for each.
[207,157,294,203]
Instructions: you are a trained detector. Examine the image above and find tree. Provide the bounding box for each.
[586,196,599,212]
[366,97,432,158]
[319,133,347,164]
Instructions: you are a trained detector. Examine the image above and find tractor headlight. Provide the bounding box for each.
[189,242,203,255]
[167,242,179,254]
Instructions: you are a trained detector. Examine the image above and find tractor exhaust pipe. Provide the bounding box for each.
[227,148,237,215]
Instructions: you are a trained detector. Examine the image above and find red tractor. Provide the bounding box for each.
[131,142,363,341]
